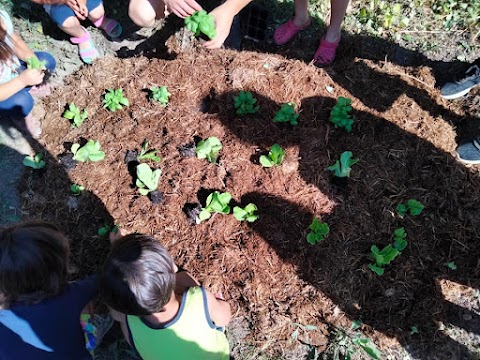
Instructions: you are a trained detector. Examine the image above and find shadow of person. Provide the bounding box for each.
[0,113,113,279]
[207,89,480,358]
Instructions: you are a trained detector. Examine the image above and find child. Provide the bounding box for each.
[100,233,231,360]
[31,0,122,64]
[0,221,103,359]
[0,10,56,138]
[273,0,350,66]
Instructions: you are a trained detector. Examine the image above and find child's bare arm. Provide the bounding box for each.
[109,307,131,346]
[29,0,68,4]
[205,289,231,327]
[10,33,35,62]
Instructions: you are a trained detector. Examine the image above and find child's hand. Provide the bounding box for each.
[66,0,87,20]
[19,69,44,87]
[109,227,127,244]
[203,5,234,49]
[165,0,202,18]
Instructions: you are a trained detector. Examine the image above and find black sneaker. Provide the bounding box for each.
[457,136,480,164]
[441,65,480,100]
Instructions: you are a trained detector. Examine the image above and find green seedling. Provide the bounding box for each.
[306,218,330,245]
[97,224,119,236]
[233,91,259,115]
[71,184,85,196]
[328,322,382,360]
[150,86,171,106]
[410,326,419,335]
[396,199,424,217]
[330,96,355,132]
[23,153,45,169]
[393,227,408,251]
[369,228,408,275]
[196,137,222,163]
[273,102,299,125]
[233,203,258,222]
[259,144,285,167]
[103,88,130,111]
[328,151,359,177]
[137,139,161,162]
[71,140,105,162]
[198,191,231,222]
[136,163,161,195]
[26,56,46,70]
[185,10,216,39]
[63,103,88,128]
[447,261,457,270]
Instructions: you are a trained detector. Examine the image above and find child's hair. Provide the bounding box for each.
[100,234,176,316]
[0,221,70,308]
[0,14,14,62]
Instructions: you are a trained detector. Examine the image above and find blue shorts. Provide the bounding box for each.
[44,0,103,26]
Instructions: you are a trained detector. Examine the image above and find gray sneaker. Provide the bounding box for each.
[457,136,480,164]
[441,65,480,100]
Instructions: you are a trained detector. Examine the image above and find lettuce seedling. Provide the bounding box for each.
[369,228,408,275]
[329,96,355,132]
[233,91,259,115]
[198,191,231,222]
[396,199,424,217]
[136,163,162,195]
[71,184,85,196]
[185,10,217,39]
[103,88,130,111]
[393,227,407,251]
[233,203,258,222]
[260,143,285,167]
[306,218,330,245]
[98,224,119,236]
[273,102,299,125]
[23,153,45,169]
[196,137,222,163]
[150,86,171,107]
[63,103,88,128]
[137,139,161,162]
[71,140,105,162]
[328,151,359,177]
[26,56,46,70]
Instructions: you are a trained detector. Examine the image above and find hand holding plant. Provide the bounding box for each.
[185,10,217,39]
[26,56,46,70]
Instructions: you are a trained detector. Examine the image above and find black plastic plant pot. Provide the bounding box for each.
[124,150,138,164]
[58,153,77,171]
[177,142,196,158]
[149,190,165,205]
[183,203,202,225]
[330,175,348,194]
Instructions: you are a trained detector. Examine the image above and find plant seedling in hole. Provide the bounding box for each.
[369,228,408,275]
[259,143,285,168]
[150,86,170,106]
[196,137,222,163]
[198,191,231,222]
[136,163,161,196]
[103,88,129,111]
[137,139,161,162]
[273,102,299,125]
[185,10,217,39]
[23,153,45,169]
[71,140,105,162]
[71,184,85,196]
[233,203,258,222]
[328,151,359,178]
[26,56,46,70]
[306,218,329,245]
[233,91,259,115]
[329,322,382,360]
[63,103,88,128]
[97,224,119,236]
[330,96,355,132]
[396,199,424,217]
[393,227,407,251]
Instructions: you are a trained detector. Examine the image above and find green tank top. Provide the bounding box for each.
[126,286,230,360]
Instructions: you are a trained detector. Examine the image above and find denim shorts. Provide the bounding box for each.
[44,0,103,26]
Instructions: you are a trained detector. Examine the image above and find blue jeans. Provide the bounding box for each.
[0,52,56,118]
[44,0,102,26]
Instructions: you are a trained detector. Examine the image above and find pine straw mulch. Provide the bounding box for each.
[19,48,480,359]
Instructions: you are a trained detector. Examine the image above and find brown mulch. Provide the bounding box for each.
[20,48,480,359]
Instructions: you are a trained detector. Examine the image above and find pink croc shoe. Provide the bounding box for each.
[273,18,311,46]
[313,37,340,67]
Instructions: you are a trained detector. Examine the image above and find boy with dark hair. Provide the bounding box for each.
[100,233,231,360]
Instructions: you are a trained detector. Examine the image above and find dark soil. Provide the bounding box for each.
[20,47,480,358]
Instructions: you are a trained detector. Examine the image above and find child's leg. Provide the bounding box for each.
[292,0,310,26]
[273,0,310,46]
[0,89,42,138]
[324,0,349,43]
[129,0,167,28]
[88,2,122,38]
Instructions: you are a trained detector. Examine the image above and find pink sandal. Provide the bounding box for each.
[93,16,122,38]
[313,37,340,67]
[71,27,99,64]
[273,17,311,46]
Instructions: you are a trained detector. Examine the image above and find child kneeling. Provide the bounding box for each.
[100,234,231,360]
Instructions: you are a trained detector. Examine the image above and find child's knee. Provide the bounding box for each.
[61,16,81,30]
[129,0,159,27]
[88,3,105,20]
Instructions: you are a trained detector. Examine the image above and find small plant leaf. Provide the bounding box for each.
[71,184,85,195]
[447,261,457,270]
[273,103,299,125]
[196,137,222,163]
[233,91,259,115]
[407,199,424,215]
[150,86,171,106]
[260,144,285,168]
[328,151,359,178]
[352,338,382,359]
[23,153,45,169]
[233,203,258,222]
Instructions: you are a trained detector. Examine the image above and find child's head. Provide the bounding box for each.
[0,221,70,308]
[100,234,176,316]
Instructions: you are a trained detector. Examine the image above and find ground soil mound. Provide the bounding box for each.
[21,49,480,358]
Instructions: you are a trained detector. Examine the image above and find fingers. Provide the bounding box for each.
[203,38,224,49]
[185,0,202,11]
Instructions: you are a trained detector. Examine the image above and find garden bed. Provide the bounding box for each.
[20,48,480,359]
